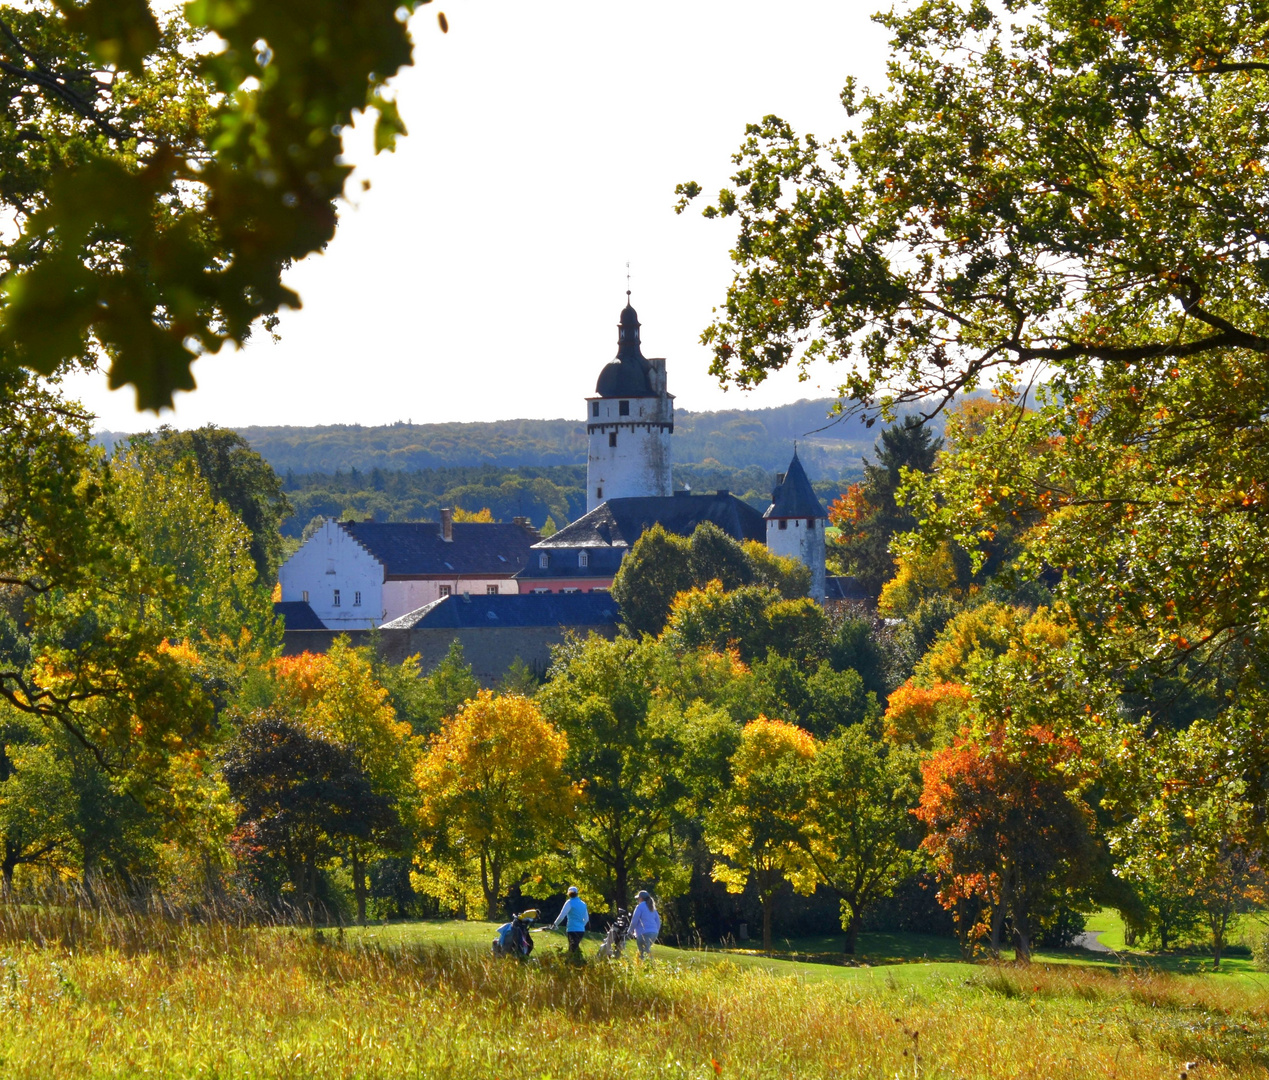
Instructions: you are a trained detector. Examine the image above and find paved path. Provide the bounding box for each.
[1073,930,1113,953]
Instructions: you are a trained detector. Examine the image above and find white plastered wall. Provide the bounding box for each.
[585,393,674,512]
[766,518,828,603]
[382,577,514,622]
[278,519,385,629]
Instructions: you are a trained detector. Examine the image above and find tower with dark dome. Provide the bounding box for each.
[585,296,674,512]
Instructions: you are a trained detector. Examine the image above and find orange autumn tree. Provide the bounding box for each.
[269,639,417,923]
[413,691,573,920]
[706,717,817,951]
[883,681,972,751]
[915,726,1098,962]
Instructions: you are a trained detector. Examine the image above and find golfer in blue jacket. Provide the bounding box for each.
[554,885,589,957]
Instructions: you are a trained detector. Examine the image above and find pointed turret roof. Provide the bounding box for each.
[765,450,827,519]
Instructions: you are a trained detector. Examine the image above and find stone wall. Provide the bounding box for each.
[281,622,619,686]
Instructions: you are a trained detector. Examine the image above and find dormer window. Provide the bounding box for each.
[539,552,550,569]
[619,400,630,416]
[578,551,589,568]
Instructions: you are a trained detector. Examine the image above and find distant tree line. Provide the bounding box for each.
[96,398,917,479]
[277,462,849,538]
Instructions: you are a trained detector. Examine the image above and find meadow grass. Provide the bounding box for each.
[1,902,1267,1078]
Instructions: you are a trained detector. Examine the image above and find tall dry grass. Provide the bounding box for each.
[0,893,1265,1078]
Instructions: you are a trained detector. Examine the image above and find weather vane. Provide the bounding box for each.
[626,260,631,300]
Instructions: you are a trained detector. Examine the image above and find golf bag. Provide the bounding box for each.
[492,909,539,958]
[597,908,631,959]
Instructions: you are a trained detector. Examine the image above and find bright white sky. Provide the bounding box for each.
[67,0,890,432]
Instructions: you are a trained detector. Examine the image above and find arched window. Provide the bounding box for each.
[579,551,589,568]
[539,552,550,569]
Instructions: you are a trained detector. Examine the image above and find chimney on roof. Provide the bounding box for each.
[512,515,541,538]
[441,507,453,542]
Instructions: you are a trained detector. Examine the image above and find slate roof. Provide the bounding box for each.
[765,452,828,519]
[595,301,654,397]
[516,545,626,581]
[273,600,327,630]
[825,576,871,602]
[338,520,536,578]
[531,493,766,553]
[380,591,621,630]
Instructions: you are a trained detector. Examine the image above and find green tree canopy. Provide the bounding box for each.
[799,727,922,954]
[0,378,215,783]
[538,634,694,910]
[111,449,275,645]
[222,715,397,915]
[679,0,1269,411]
[128,426,292,583]
[0,0,442,409]
[663,581,829,667]
[828,416,941,595]
[613,522,811,638]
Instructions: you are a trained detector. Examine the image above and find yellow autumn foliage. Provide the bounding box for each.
[412,691,574,919]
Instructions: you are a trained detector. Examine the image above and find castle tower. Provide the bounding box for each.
[585,296,674,512]
[765,450,828,602]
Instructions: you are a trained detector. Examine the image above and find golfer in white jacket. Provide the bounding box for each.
[628,890,661,959]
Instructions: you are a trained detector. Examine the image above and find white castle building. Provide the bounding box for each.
[277,294,841,631]
[763,452,828,602]
[522,294,833,601]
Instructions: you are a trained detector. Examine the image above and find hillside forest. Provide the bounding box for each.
[96,397,895,536]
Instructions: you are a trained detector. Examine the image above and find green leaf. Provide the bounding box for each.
[56,0,161,73]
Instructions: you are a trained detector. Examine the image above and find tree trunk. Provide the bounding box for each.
[1,843,15,899]
[1012,891,1031,964]
[954,899,977,960]
[762,894,774,953]
[352,844,367,927]
[304,856,320,924]
[843,904,861,955]
[988,894,1008,958]
[1211,912,1228,970]
[613,850,628,914]
[483,853,502,922]
[1013,922,1032,964]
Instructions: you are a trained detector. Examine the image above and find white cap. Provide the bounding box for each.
[567,885,579,896]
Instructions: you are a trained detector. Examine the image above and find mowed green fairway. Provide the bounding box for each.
[0,914,1266,1079]
[349,915,1264,984]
